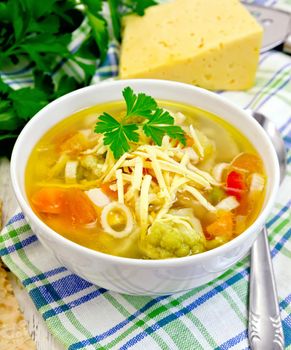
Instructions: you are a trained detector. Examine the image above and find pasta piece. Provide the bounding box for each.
[85,188,111,207]
[216,196,239,211]
[250,173,265,193]
[211,163,229,182]
[101,202,134,238]
[65,161,78,184]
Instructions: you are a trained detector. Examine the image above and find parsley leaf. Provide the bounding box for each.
[127,0,158,16]
[10,87,49,120]
[123,86,157,118]
[0,108,21,131]
[87,13,109,62]
[95,112,139,159]
[108,0,120,41]
[143,108,186,146]
[54,76,82,99]
[95,87,186,159]
[80,0,109,62]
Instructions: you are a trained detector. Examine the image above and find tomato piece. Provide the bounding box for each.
[64,189,97,225]
[101,183,118,200]
[226,171,246,200]
[206,212,234,239]
[31,188,65,214]
[232,153,263,174]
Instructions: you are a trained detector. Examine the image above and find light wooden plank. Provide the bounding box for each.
[0,157,64,350]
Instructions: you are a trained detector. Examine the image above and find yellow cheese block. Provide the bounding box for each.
[119,0,263,90]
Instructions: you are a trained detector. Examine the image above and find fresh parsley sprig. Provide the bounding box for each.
[94,87,186,159]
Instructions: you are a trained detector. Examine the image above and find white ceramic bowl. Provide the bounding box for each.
[11,79,280,295]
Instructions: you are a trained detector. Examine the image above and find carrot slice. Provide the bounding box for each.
[101,183,118,200]
[206,212,234,239]
[185,135,194,147]
[63,189,97,225]
[232,153,263,174]
[31,188,65,214]
[32,187,97,225]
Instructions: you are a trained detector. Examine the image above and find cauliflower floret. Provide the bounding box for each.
[79,155,104,179]
[139,211,206,259]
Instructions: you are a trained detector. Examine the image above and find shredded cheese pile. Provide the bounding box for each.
[99,129,219,237]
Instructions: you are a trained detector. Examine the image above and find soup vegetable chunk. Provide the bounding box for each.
[26,87,266,259]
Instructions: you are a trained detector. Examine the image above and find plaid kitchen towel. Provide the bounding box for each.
[1,1,291,349]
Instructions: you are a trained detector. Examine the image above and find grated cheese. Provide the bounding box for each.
[188,163,219,185]
[156,159,211,189]
[122,174,133,182]
[132,157,143,191]
[174,112,186,125]
[103,153,129,182]
[156,176,189,220]
[189,125,204,158]
[161,135,170,148]
[184,147,199,163]
[116,169,124,204]
[124,157,144,201]
[184,185,216,211]
[147,148,169,198]
[180,152,190,166]
[101,150,114,173]
[139,174,152,237]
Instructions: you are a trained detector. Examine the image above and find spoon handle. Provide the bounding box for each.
[249,226,285,349]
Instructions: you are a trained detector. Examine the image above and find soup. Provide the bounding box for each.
[26,91,266,259]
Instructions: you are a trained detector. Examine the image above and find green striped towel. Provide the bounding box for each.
[1,1,291,349]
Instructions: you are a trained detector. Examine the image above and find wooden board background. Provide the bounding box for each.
[0,158,63,350]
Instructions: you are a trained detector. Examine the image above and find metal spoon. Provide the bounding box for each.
[248,111,287,349]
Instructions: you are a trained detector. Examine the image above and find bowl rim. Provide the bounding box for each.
[10,79,280,268]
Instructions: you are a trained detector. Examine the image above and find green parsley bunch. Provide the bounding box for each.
[0,0,157,156]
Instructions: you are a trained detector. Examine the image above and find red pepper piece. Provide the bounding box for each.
[226,171,246,200]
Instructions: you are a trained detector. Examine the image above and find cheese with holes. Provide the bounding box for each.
[119,0,263,90]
